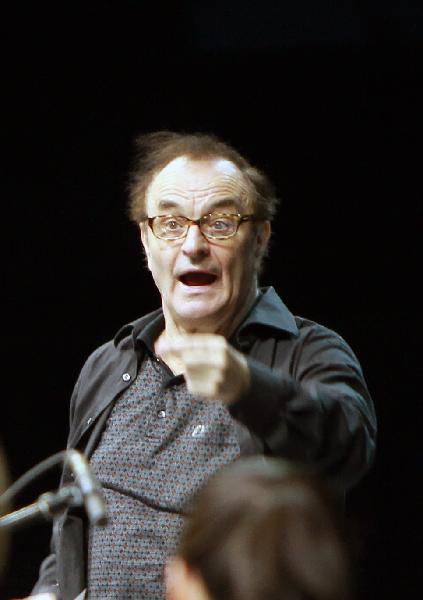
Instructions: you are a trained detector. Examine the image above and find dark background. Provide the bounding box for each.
[1,1,421,597]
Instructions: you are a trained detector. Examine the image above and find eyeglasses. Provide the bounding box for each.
[143,213,257,240]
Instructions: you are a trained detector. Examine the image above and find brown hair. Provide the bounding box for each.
[178,458,352,600]
[127,131,279,223]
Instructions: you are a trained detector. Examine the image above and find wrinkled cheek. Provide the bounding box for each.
[226,266,247,302]
[233,249,252,278]
[149,263,168,297]
[149,264,161,292]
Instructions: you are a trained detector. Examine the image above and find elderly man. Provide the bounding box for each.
[29,131,376,600]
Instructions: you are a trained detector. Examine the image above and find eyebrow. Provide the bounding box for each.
[156,197,244,214]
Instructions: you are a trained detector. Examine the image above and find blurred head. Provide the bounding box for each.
[129,132,276,333]
[166,458,352,600]
[0,443,10,580]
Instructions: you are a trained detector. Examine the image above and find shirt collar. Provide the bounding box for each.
[136,312,165,353]
[113,308,163,348]
[235,286,299,340]
[114,286,298,349]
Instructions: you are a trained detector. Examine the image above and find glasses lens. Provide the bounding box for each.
[154,216,188,239]
[202,214,238,238]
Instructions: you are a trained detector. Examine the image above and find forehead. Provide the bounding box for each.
[146,156,250,212]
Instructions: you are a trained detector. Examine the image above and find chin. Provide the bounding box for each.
[176,305,219,322]
[174,298,225,324]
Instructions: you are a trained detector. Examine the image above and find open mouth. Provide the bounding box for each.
[179,271,217,286]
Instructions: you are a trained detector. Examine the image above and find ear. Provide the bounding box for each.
[140,222,152,271]
[254,220,271,262]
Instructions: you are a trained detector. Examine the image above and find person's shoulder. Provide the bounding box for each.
[293,315,353,352]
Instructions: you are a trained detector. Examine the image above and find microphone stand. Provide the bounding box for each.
[0,450,107,531]
[0,484,83,530]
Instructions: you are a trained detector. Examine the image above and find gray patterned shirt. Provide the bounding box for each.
[87,348,240,599]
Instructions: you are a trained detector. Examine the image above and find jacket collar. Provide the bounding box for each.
[238,286,298,337]
[112,286,298,348]
[113,308,163,347]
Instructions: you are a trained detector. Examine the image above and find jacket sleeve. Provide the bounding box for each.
[230,327,377,492]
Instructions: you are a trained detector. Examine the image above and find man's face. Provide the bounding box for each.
[140,156,270,333]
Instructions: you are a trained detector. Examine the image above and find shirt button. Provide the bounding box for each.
[158,410,166,418]
[122,373,131,382]
[87,417,93,425]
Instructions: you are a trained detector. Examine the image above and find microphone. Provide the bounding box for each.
[66,449,107,526]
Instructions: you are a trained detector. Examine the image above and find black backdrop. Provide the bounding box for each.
[1,1,421,598]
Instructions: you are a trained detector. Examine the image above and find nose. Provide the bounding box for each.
[181,224,210,259]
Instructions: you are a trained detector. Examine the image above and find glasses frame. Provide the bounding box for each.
[144,213,257,240]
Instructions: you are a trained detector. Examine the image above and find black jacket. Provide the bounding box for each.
[32,287,376,600]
